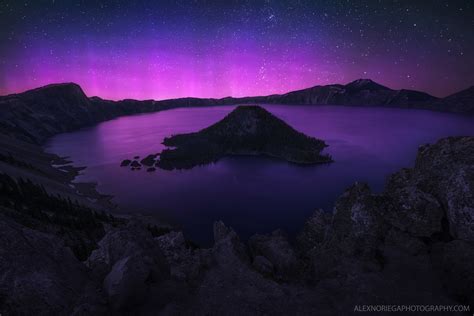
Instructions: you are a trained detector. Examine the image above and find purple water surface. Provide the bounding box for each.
[45,105,474,245]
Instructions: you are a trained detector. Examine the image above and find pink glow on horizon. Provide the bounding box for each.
[1,34,469,100]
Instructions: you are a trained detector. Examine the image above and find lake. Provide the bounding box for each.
[45,105,474,245]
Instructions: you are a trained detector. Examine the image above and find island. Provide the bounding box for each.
[154,105,332,170]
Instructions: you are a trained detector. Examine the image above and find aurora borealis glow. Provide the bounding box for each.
[0,0,473,100]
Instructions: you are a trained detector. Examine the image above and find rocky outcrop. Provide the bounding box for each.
[385,169,444,237]
[432,240,474,306]
[299,136,474,307]
[296,208,330,253]
[0,214,105,315]
[248,230,299,279]
[387,137,474,242]
[155,231,211,282]
[86,221,169,312]
[1,135,474,314]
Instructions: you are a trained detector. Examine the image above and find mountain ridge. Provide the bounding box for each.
[0,79,472,144]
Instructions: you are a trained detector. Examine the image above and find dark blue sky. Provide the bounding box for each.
[1,0,473,99]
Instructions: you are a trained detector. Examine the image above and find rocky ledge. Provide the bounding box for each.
[1,136,474,315]
[153,105,332,170]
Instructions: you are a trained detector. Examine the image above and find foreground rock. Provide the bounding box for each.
[156,105,332,170]
[1,136,473,314]
[302,136,474,307]
[248,230,299,279]
[86,221,169,312]
[0,214,105,315]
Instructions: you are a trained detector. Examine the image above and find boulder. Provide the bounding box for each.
[385,173,444,237]
[87,221,168,278]
[248,230,298,278]
[86,221,169,311]
[120,159,131,167]
[212,221,249,266]
[141,154,158,167]
[156,231,211,282]
[0,214,103,315]
[327,183,385,259]
[443,166,474,241]
[103,254,158,311]
[252,255,274,277]
[384,228,427,256]
[130,160,141,168]
[432,240,474,306]
[296,208,331,253]
[411,137,474,241]
[147,167,156,172]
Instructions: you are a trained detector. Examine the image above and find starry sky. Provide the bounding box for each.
[0,0,473,100]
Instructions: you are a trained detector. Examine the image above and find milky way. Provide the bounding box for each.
[0,0,473,100]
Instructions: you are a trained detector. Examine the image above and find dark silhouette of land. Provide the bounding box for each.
[121,106,331,170]
[0,81,473,314]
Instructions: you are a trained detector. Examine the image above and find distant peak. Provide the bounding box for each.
[21,82,87,99]
[37,82,84,93]
[345,79,390,91]
[349,78,375,85]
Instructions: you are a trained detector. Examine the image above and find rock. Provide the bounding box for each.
[133,156,140,159]
[156,231,211,282]
[86,221,169,312]
[141,154,158,166]
[0,214,103,315]
[130,160,141,168]
[147,167,156,172]
[384,228,427,256]
[444,166,474,241]
[103,254,158,311]
[248,230,298,278]
[296,208,331,253]
[384,137,474,242]
[327,183,386,259]
[432,240,474,306]
[385,172,444,237]
[212,221,249,266]
[87,221,168,279]
[182,222,300,315]
[252,255,274,277]
[412,137,474,241]
[120,159,131,167]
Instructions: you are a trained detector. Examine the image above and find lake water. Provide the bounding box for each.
[45,105,474,245]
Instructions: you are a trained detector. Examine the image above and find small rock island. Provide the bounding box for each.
[154,105,332,170]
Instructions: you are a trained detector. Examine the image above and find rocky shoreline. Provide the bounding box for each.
[1,136,473,314]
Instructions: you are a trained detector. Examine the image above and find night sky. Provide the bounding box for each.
[0,0,473,100]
